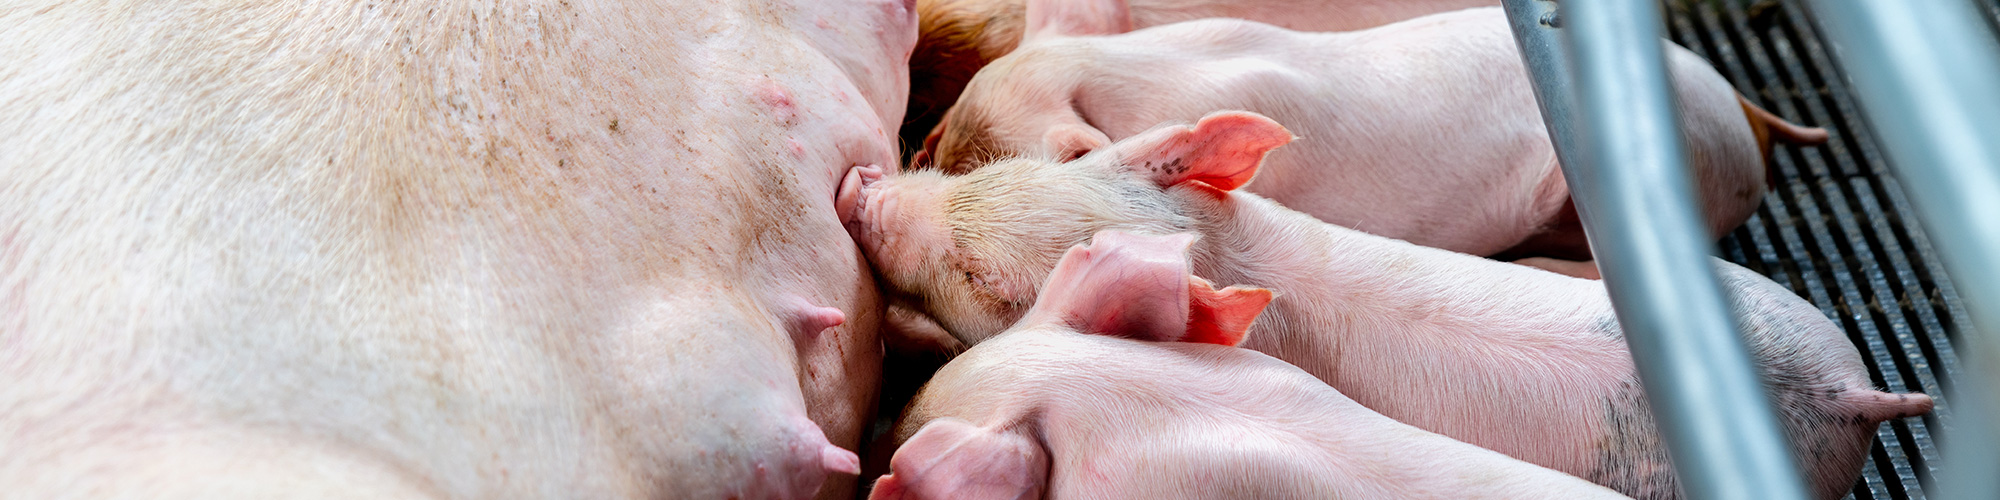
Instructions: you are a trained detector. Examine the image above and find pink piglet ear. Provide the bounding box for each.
[1025,230,1197,342]
[1023,0,1133,42]
[1022,229,1271,345]
[1184,276,1272,347]
[869,418,1049,500]
[913,119,949,170]
[1111,111,1293,192]
[1042,123,1110,162]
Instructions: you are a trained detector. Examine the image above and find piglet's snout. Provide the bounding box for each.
[836,164,886,244]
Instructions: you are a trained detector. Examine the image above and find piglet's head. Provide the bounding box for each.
[916,0,1132,173]
[838,111,1292,349]
[919,53,1107,174]
[868,231,1270,500]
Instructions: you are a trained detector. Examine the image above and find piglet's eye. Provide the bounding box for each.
[966,271,1006,300]
[963,271,1023,314]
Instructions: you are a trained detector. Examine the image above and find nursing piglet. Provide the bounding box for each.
[923,5,1828,259]
[872,230,1629,499]
[907,0,1497,144]
[839,112,1927,500]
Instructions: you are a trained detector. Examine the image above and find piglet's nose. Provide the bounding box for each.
[835,165,884,227]
[856,164,884,184]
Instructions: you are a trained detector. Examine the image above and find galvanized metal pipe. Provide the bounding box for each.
[1502,1,1811,498]
[1500,0,1584,176]
[1803,1,2000,498]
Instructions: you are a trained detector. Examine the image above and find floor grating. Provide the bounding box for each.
[1671,1,1990,498]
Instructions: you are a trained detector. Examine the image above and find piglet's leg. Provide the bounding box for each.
[882,299,969,356]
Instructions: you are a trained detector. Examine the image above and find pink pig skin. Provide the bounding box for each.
[907,0,1497,142]
[870,230,1628,499]
[924,6,1829,260]
[837,112,1929,500]
[0,0,913,498]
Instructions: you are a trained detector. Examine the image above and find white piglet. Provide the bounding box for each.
[922,4,1827,261]
[841,111,1928,500]
[873,230,1629,499]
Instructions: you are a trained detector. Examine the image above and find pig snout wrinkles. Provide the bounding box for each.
[837,165,889,251]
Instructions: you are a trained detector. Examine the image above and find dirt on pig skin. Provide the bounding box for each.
[839,111,1930,499]
[922,6,1827,260]
[901,0,1497,154]
[1,0,913,498]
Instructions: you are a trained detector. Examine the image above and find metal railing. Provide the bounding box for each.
[1501,0,1999,498]
[1803,2,2000,498]
[1501,1,1810,498]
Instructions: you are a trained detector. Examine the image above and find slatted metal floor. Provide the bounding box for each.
[868,2,1981,498]
[1670,1,1982,498]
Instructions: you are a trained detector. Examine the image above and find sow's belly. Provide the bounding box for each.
[0,0,909,498]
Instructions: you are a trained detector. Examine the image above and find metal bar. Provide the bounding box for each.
[1502,1,1811,498]
[1803,1,2000,498]
[1501,0,1583,171]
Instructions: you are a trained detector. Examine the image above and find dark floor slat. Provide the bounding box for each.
[1762,17,1946,492]
[1676,6,1890,499]
[1779,1,1972,399]
[1661,2,1979,498]
[1747,2,1940,496]
[1777,14,1968,452]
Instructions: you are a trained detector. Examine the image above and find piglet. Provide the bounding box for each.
[906,0,1499,146]
[922,4,1829,260]
[839,111,1928,499]
[872,229,1629,499]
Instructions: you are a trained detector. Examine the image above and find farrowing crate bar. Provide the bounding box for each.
[1505,1,2000,499]
[1504,0,1808,497]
